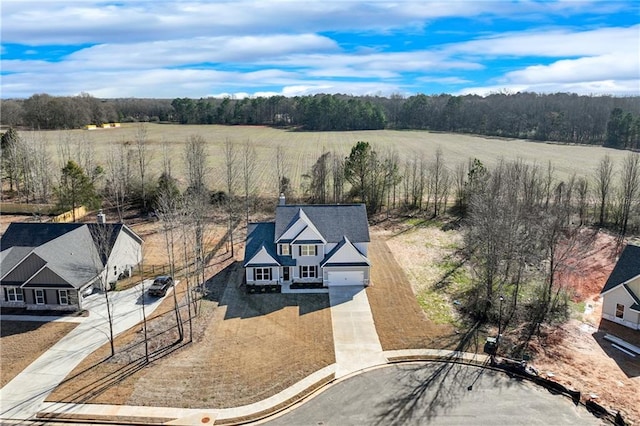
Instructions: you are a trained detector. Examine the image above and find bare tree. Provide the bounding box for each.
[89,223,119,357]
[183,134,209,320]
[1,128,22,194]
[105,144,133,221]
[223,138,239,257]
[241,139,257,223]
[155,187,184,342]
[543,161,555,210]
[303,150,330,204]
[138,246,149,363]
[135,123,151,210]
[30,133,53,203]
[594,155,614,227]
[331,152,345,203]
[575,177,589,226]
[430,147,446,217]
[382,149,401,217]
[275,144,286,195]
[453,161,468,215]
[618,153,640,239]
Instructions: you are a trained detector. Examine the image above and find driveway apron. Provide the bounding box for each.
[329,285,386,378]
[0,280,168,421]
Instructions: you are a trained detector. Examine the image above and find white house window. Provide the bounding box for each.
[300,245,316,256]
[300,265,317,278]
[616,303,624,319]
[35,289,45,305]
[280,244,290,256]
[7,288,24,302]
[254,268,272,281]
[59,290,69,305]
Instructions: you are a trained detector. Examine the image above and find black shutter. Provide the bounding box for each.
[3,288,7,301]
[43,290,48,304]
[57,290,60,304]
[269,269,272,280]
[314,245,317,256]
[299,245,301,255]
[252,269,255,280]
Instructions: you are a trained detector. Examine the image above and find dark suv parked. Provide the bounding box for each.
[148,275,173,297]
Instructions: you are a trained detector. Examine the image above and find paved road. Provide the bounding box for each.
[0,281,170,421]
[263,363,603,426]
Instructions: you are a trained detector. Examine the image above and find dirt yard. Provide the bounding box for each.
[372,217,639,423]
[524,230,640,423]
[0,321,79,387]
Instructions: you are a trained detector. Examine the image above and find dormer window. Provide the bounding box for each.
[300,245,317,256]
[280,244,290,256]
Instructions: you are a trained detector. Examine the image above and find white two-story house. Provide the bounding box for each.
[243,196,370,292]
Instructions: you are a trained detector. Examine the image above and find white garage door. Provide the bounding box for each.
[326,271,364,286]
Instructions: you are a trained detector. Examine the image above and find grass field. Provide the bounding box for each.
[19,123,631,198]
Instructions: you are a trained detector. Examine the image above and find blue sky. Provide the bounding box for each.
[1,1,639,99]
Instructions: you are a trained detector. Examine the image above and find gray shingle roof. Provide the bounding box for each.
[243,223,296,267]
[275,204,369,243]
[0,222,141,290]
[601,244,640,294]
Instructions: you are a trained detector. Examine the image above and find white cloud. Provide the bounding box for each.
[504,52,639,84]
[1,1,638,98]
[447,25,639,57]
[3,1,631,45]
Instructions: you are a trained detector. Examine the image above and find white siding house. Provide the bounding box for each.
[244,198,370,293]
[600,244,640,330]
[1,222,143,311]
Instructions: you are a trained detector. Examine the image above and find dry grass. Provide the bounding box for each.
[19,123,630,197]
[0,321,78,387]
[367,237,456,350]
[47,259,334,409]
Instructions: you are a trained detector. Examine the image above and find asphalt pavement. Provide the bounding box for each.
[262,363,603,426]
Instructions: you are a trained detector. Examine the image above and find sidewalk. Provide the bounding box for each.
[0,280,168,421]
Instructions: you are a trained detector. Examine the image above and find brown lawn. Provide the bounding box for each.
[367,237,455,350]
[47,259,334,409]
[0,321,78,387]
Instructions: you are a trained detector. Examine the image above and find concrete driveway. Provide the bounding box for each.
[328,286,386,378]
[263,363,603,426]
[0,280,171,421]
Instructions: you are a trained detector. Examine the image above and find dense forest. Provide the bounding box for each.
[1,92,639,149]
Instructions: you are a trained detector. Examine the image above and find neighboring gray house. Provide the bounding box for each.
[243,196,370,292]
[600,244,640,330]
[1,222,143,311]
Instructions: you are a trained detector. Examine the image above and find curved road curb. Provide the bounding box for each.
[36,349,492,425]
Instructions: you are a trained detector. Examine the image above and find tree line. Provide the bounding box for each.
[2,92,639,149]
